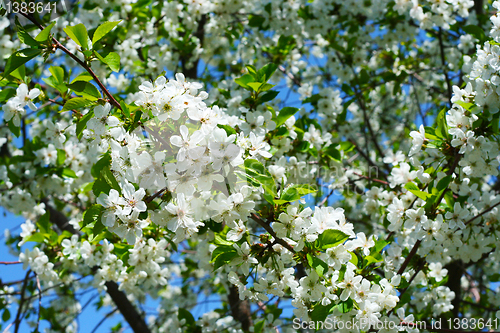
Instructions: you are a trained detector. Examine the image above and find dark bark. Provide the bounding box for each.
[105,281,152,333]
[181,14,207,80]
[228,285,252,332]
[473,0,483,18]
[445,260,464,317]
[43,198,151,333]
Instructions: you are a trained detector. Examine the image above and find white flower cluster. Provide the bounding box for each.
[394,0,474,29]
[82,74,273,245]
[2,83,40,126]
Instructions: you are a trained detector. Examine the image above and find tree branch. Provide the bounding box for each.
[250,213,295,253]
[13,270,31,333]
[19,12,122,110]
[41,198,151,333]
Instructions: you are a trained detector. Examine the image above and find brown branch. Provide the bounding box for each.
[40,198,151,333]
[145,186,169,203]
[278,65,301,87]
[104,281,151,333]
[19,12,122,110]
[228,285,253,332]
[13,270,31,333]
[351,171,389,186]
[0,261,21,264]
[250,213,295,253]
[438,28,453,106]
[397,239,422,275]
[465,200,500,226]
[35,275,42,333]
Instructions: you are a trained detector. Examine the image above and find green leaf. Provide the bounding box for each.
[67,82,101,100]
[363,253,383,267]
[349,251,358,266]
[306,253,328,277]
[454,100,474,111]
[35,21,56,42]
[248,82,274,93]
[92,21,121,45]
[0,88,16,103]
[15,17,39,47]
[444,190,455,208]
[435,108,449,140]
[338,298,354,313]
[2,308,11,321]
[339,141,355,152]
[62,97,94,111]
[310,303,335,322]
[25,232,46,243]
[82,204,104,227]
[324,145,341,161]
[57,149,65,166]
[275,107,298,127]
[92,166,120,196]
[316,229,349,250]
[177,308,195,325]
[234,74,254,89]
[211,245,238,270]
[247,82,263,92]
[71,72,94,83]
[76,111,94,139]
[102,167,120,192]
[279,184,316,203]
[404,182,430,201]
[436,175,452,192]
[104,52,120,72]
[62,168,77,178]
[424,126,440,141]
[462,25,486,43]
[243,159,276,200]
[258,63,278,83]
[91,154,111,178]
[254,320,265,333]
[258,90,279,103]
[245,64,258,79]
[214,234,233,246]
[216,124,236,136]
[92,178,111,198]
[2,48,42,79]
[8,120,20,138]
[64,24,89,49]
[405,183,431,201]
[91,218,106,240]
[49,66,64,84]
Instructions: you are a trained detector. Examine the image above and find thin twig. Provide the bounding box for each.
[145,186,169,203]
[14,270,31,333]
[250,213,295,253]
[397,240,422,275]
[19,12,122,110]
[465,201,500,226]
[90,308,119,333]
[0,261,21,264]
[35,275,42,333]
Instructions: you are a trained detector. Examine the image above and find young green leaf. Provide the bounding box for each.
[275,107,298,127]
[35,21,56,42]
[104,52,120,72]
[15,17,39,47]
[92,20,121,45]
[315,229,349,250]
[62,97,94,111]
[2,48,42,79]
[63,24,89,49]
